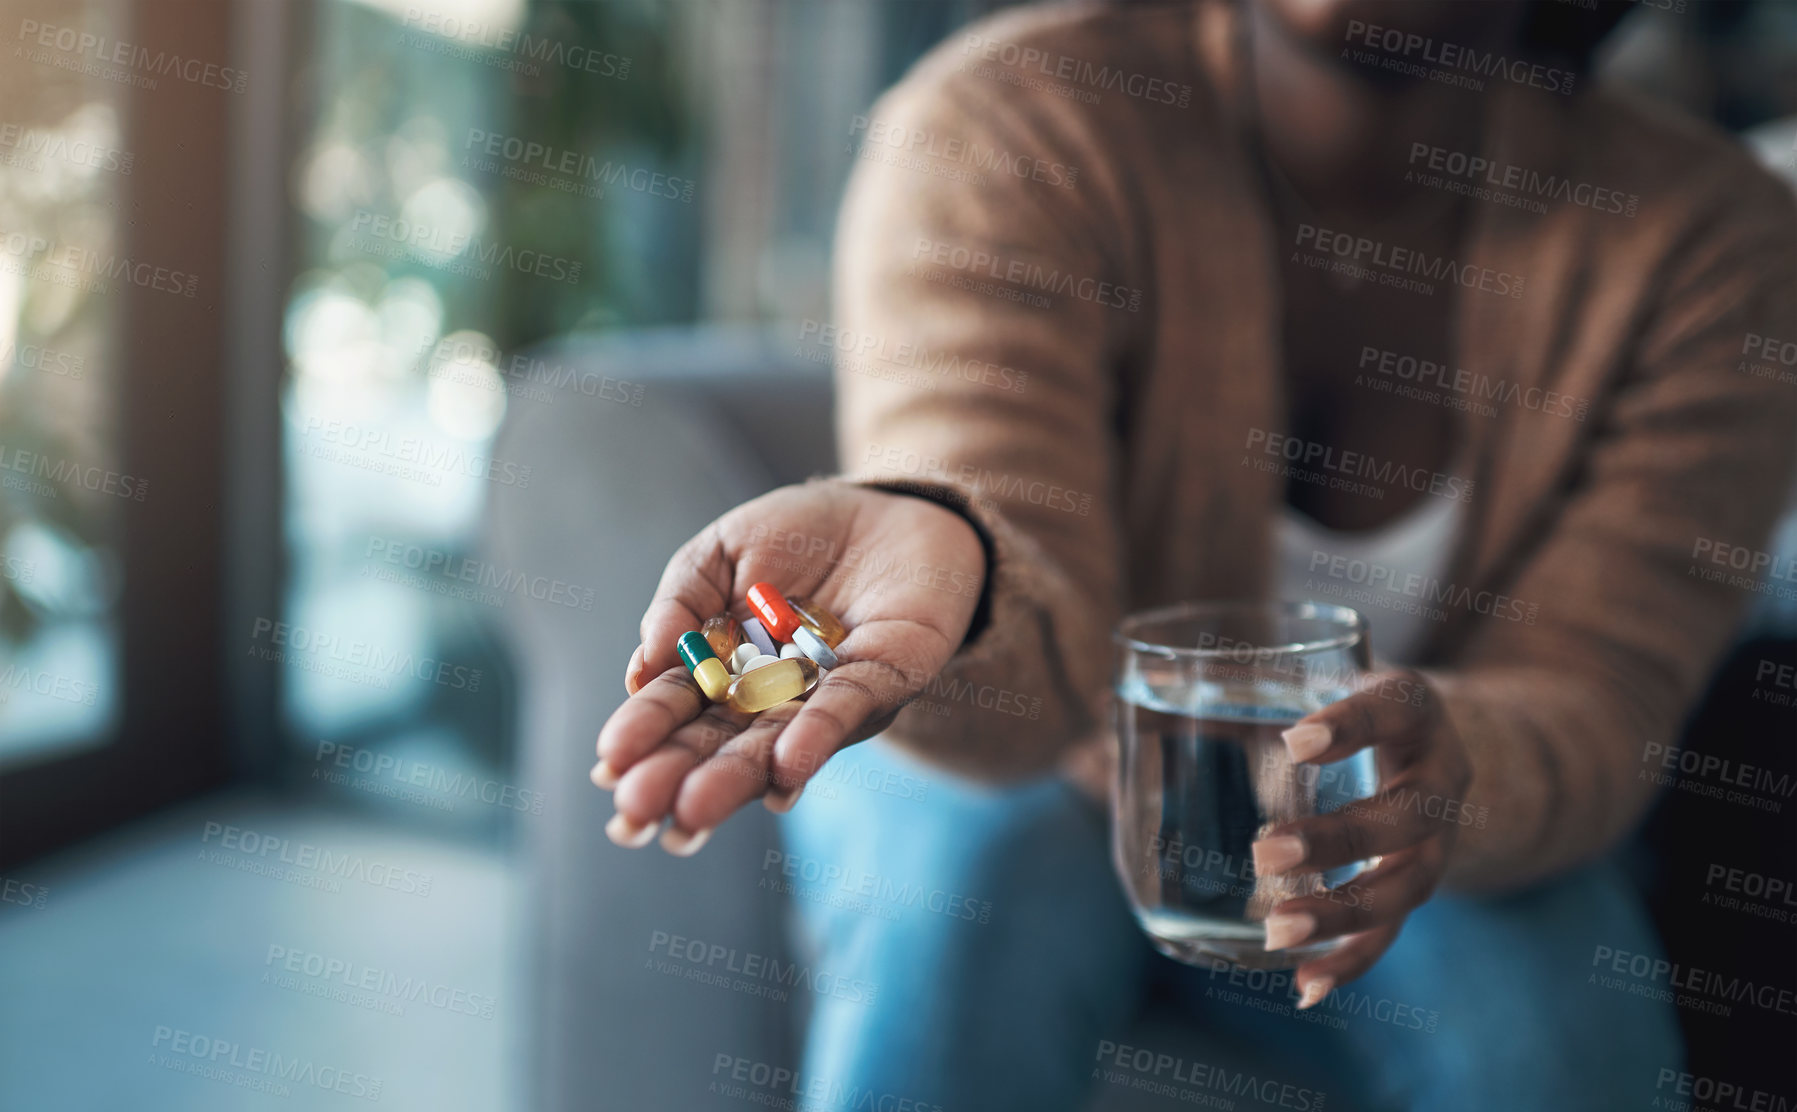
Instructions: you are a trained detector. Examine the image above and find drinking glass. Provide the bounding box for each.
[1111,601,1376,969]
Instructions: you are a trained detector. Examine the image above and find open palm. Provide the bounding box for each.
[593,480,985,853]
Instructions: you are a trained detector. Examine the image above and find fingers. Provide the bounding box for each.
[1252,769,1454,872]
[1291,922,1403,1010]
[597,657,913,851]
[1261,843,1443,952]
[1280,670,1436,766]
[1246,671,1460,1006]
[595,666,708,783]
[669,704,803,832]
[602,697,774,850]
[612,703,753,824]
[768,659,908,794]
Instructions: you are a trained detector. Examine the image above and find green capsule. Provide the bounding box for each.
[677,631,719,669]
[677,631,730,701]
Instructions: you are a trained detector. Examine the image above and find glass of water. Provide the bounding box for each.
[1112,601,1375,969]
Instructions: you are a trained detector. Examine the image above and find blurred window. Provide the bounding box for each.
[0,0,131,768]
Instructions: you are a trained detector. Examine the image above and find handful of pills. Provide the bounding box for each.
[677,582,846,714]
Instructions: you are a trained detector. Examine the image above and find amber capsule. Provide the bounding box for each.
[677,631,732,702]
[725,657,819,714]
[701,615,744,661]
[787,596,846,648]
[747,582,803,642]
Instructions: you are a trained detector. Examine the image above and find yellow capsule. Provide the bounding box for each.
[787,596,846,648]
[692,658,732,702]
[702,614,744,660]
[725,657,819,714]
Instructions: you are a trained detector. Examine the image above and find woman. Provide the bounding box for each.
[595,0,1796,1107]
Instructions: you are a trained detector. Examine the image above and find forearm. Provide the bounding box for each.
[829,34,1135,781]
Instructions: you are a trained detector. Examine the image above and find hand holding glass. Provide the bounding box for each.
[1112,602,1376,969]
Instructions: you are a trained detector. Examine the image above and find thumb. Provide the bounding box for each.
[636,525,735,682]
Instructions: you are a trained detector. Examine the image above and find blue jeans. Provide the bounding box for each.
[780,738,1683,1112]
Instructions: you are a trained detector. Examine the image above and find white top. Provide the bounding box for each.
[1276,490,1466,666]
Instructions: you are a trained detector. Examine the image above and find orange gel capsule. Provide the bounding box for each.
[787,596,846,648]
[702,614,744,660]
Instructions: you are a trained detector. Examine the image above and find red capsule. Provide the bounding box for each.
[747,582,803,642]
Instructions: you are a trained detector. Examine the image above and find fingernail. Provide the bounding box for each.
[659,826,713,857]
[1253,834,1307,875]
[1282,723,1331,763]
[590,760,621,790]
[763,785,804,814]
[605,812,660,849]
[1263,912,1316,951]
[1297,977,1334,1010]
[625,646,645,695]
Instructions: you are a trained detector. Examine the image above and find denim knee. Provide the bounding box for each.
[777,739,1149,1112]
[1349,861,1686,1110]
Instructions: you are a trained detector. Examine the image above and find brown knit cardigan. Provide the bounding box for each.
[832,0,1797,890]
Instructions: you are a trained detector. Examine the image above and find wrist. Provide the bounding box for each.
[854,478,993,648]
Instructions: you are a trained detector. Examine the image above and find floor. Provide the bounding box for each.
[0,790,523,1111]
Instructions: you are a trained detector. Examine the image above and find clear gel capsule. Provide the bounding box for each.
[747,582,803,642]
[677,631,732,702]
[742,616,779,658]
[725,657,819,714]
[787,596,846,648]
[702,615,745,661]
[791,625,840,670]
